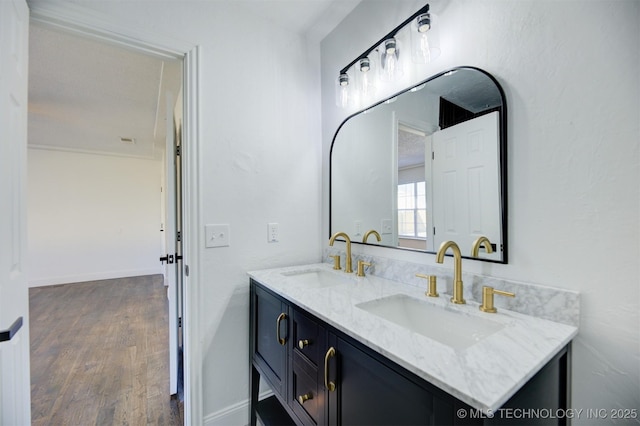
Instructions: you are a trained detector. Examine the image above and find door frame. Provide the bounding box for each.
[29,4,203,424]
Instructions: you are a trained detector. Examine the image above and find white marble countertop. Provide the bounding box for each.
[248,263,578,412]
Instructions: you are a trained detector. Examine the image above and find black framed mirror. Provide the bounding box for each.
[330,66,507,263]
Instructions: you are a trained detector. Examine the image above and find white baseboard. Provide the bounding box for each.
[203,391,274,426]
[28,268,163,287]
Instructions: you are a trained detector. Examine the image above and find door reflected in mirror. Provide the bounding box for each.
[330,67,507,263]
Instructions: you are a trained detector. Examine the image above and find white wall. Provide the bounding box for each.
[322,0,639,422]
[27,148,164,286]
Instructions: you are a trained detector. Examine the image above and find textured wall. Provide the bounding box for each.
[322,0,639,422]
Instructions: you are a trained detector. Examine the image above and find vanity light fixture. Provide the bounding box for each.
[335,3,440,109]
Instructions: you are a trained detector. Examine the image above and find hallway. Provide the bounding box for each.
[29,275,183,425]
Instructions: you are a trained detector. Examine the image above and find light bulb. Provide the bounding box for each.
[411,12,440,64]
[417,13,431,33]
[358,57,376,104]
[379,37,402,82]
[335,73,350,108]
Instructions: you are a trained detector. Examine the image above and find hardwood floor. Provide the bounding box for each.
[29,275,183,425]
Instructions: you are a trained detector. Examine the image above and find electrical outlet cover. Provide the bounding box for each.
[267,223,279,243]
[381,219,392,235]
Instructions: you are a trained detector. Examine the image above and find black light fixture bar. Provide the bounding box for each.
[339,3,430,76]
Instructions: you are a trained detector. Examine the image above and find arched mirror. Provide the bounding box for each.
[330,66,507,263]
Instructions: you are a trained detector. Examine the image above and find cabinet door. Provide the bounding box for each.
[328,336,434,426]
[252,283,289,396]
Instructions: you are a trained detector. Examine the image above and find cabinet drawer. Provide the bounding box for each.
[291,352,321,425]
[293,309,321,366]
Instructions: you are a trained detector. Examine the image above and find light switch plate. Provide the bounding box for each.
[205,224,230,248]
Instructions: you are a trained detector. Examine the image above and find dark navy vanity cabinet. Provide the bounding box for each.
[249,279,570,426]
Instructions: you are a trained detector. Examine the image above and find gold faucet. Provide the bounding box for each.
[362,229,382,243]
[471,236,494,257]
[435,241,465,304]
[329,232,353,273]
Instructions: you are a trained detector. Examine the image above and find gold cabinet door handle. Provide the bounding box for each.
[324,346,336,392]
[276,313,287,345]
[298,339,310,349]
[297,393,313,404]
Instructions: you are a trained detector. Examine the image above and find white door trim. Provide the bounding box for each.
[28,4,203,424]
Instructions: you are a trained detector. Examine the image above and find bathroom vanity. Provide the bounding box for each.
[249,264,577,426]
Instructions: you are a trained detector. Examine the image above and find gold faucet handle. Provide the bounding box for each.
[356,260,371,277]
[416,274,439,297]
[480,286,515,313]
[330,254,341,270]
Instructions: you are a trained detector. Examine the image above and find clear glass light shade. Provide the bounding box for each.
[335,73,351,108]
[379,37,404,82]
[356,56,377,105]
[411,13,440,64]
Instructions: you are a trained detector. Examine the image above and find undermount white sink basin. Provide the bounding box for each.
[281,268,350,288]
[356,294,504,350]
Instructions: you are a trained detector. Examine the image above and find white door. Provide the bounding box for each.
[164,93,179,395]
[0,0,31,423]
[432,111,500,259]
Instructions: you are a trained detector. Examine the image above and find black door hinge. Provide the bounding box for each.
[177,231,181,242]
[176,145,181,156]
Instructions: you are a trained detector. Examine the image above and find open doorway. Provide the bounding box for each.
[27,21,185,421]
[395,122,434,251]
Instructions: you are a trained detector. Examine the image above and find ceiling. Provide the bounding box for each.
[28,23,182,160]
[27,0,360,160]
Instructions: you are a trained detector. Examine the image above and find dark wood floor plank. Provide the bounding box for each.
[29,275,183,425]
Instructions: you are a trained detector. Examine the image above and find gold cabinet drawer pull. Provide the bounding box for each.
[298,339,310,349]
[297,393,312,404]
[324,346,336,392]
[276,313,287,345]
